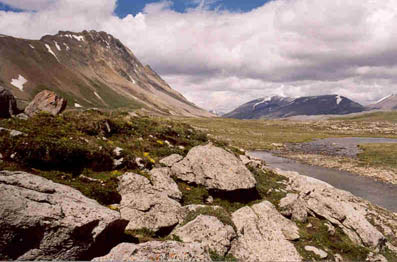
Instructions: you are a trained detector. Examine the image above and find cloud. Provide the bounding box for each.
[1,0,397,111]
[0,0,55,10]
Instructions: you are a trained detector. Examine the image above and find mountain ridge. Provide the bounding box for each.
[224,95,365,119]
[0,30,212,117]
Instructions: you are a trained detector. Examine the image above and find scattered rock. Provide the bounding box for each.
[275,169,386,249]
[0,127,25,137]
[304,246,328,259]
[279,193,308,222]
[150,168,182,200]
[0,170,128,260]
[171,144,256,191]
[24,90,67,117]
[113,158,123,167]
[15,113,28,120]
[239,155,250,165]
[0,86,18,118]
[118,172,182,233]
[92,241,211,261]
[160,154,183,167]
[334,253,344,262]
[172,215,236,256]
[135,157,144,169]
[366,252,387,262]
[113,147,123,157]
[205,195,214,204]
[325,221,336,236]
[230,201,301,261]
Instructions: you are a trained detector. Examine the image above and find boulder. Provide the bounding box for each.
[172,215,236,256]
[118,172,182,232]
[230,201,302,261]
[279,193,308,222]
[24,90,67,117]
[92,241,211,261]
[150,168,182,200]
[304,246,328,259]
[171,144,256,191]
[0,86,18,118]
[275,169,386,249]
[0,171,128,260]
[160,154,183,167]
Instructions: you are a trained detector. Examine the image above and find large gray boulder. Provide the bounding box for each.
[0,171,128,260]
[172,215,236,256]
[0,86,18,118]
[24,90,67,117]
[118,171,182,232]
[230,201,302,261]
[171,144,256,191]
[275,169,386,249]
[92,241,211,261]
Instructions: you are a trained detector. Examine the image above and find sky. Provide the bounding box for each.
[0,0,397,112]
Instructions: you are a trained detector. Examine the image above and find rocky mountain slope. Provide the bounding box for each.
[0,30,212,117]
[224,95,365,119]
[368,94,397,110]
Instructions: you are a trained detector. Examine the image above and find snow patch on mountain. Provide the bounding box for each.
[45,44,59,62]
[11,75,27,91]
[336,95,343,105]
[54,41,61,51]
[29,44,35,49]
[376,94,393,104]
[253,97,271,110]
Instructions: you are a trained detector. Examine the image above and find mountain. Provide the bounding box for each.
[367,94,397,110]
[0,30,212,117]
[224,95,365,119]
[223,96,294,119]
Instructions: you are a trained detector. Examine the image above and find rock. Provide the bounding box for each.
[230,201,301,261]
[172,215,236,256]
[366,252,387,262]
[334,253,344,262]
[279,193,308,222]
[113,158,123,167]
[325,221,336,235]
[24,90,67,117]
[150,168,182,200]
[304,246,328,259]
[239,155,250,165]
[0,127,25,137]
[205,195,214,204]
[113,147,123,157]
[118,172,182,232]
[0,86,18,118]
[274,169,386,249]
[0,170,128,260]
[171,144,256,191]
[16,113,28,120]
[92,241,211,261]
[160,154,183,167]
[135,157,144,169]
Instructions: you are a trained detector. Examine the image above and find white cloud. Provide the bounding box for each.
[0,0,55,10]
[1,0,397,111]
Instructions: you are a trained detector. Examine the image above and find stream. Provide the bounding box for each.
[249,137,397,212]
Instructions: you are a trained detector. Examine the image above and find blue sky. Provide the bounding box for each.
[0,0,269,16]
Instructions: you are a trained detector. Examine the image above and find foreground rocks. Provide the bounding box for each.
[171,143,256,191]
[230,201,302,261]
[24,90,67,117]
[172,215,236,256]
[276,169,386,249]
[92,241,211,261]
[0,86,18,118]
[118,170,182,233]
[0,171,128,260]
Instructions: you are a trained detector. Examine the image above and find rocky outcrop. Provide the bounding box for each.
[171,144,256,191]
[92,241,211,261]
[276,169,386,249]
[304,246,328,259]
[24,90,67,117]
[172,215,236,256]
[118,172,182,233]
[0,86,18,118]
[230,201,302,261]
[160,154,183,167]
[0,171,128,260]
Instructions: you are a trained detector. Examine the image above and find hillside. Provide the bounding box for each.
[0,30,212,117]
[224,95,365,119]
[368,94,397,110]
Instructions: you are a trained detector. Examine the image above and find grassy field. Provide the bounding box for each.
[176,115,397,151]
[358,143,397,169]
[333,111,397,123]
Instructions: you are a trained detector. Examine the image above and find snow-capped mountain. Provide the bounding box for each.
[368,94,397,110]
[224,95,365,119]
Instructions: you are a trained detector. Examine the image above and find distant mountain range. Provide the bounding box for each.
[223,95,366,119]
[0,30,212,117]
